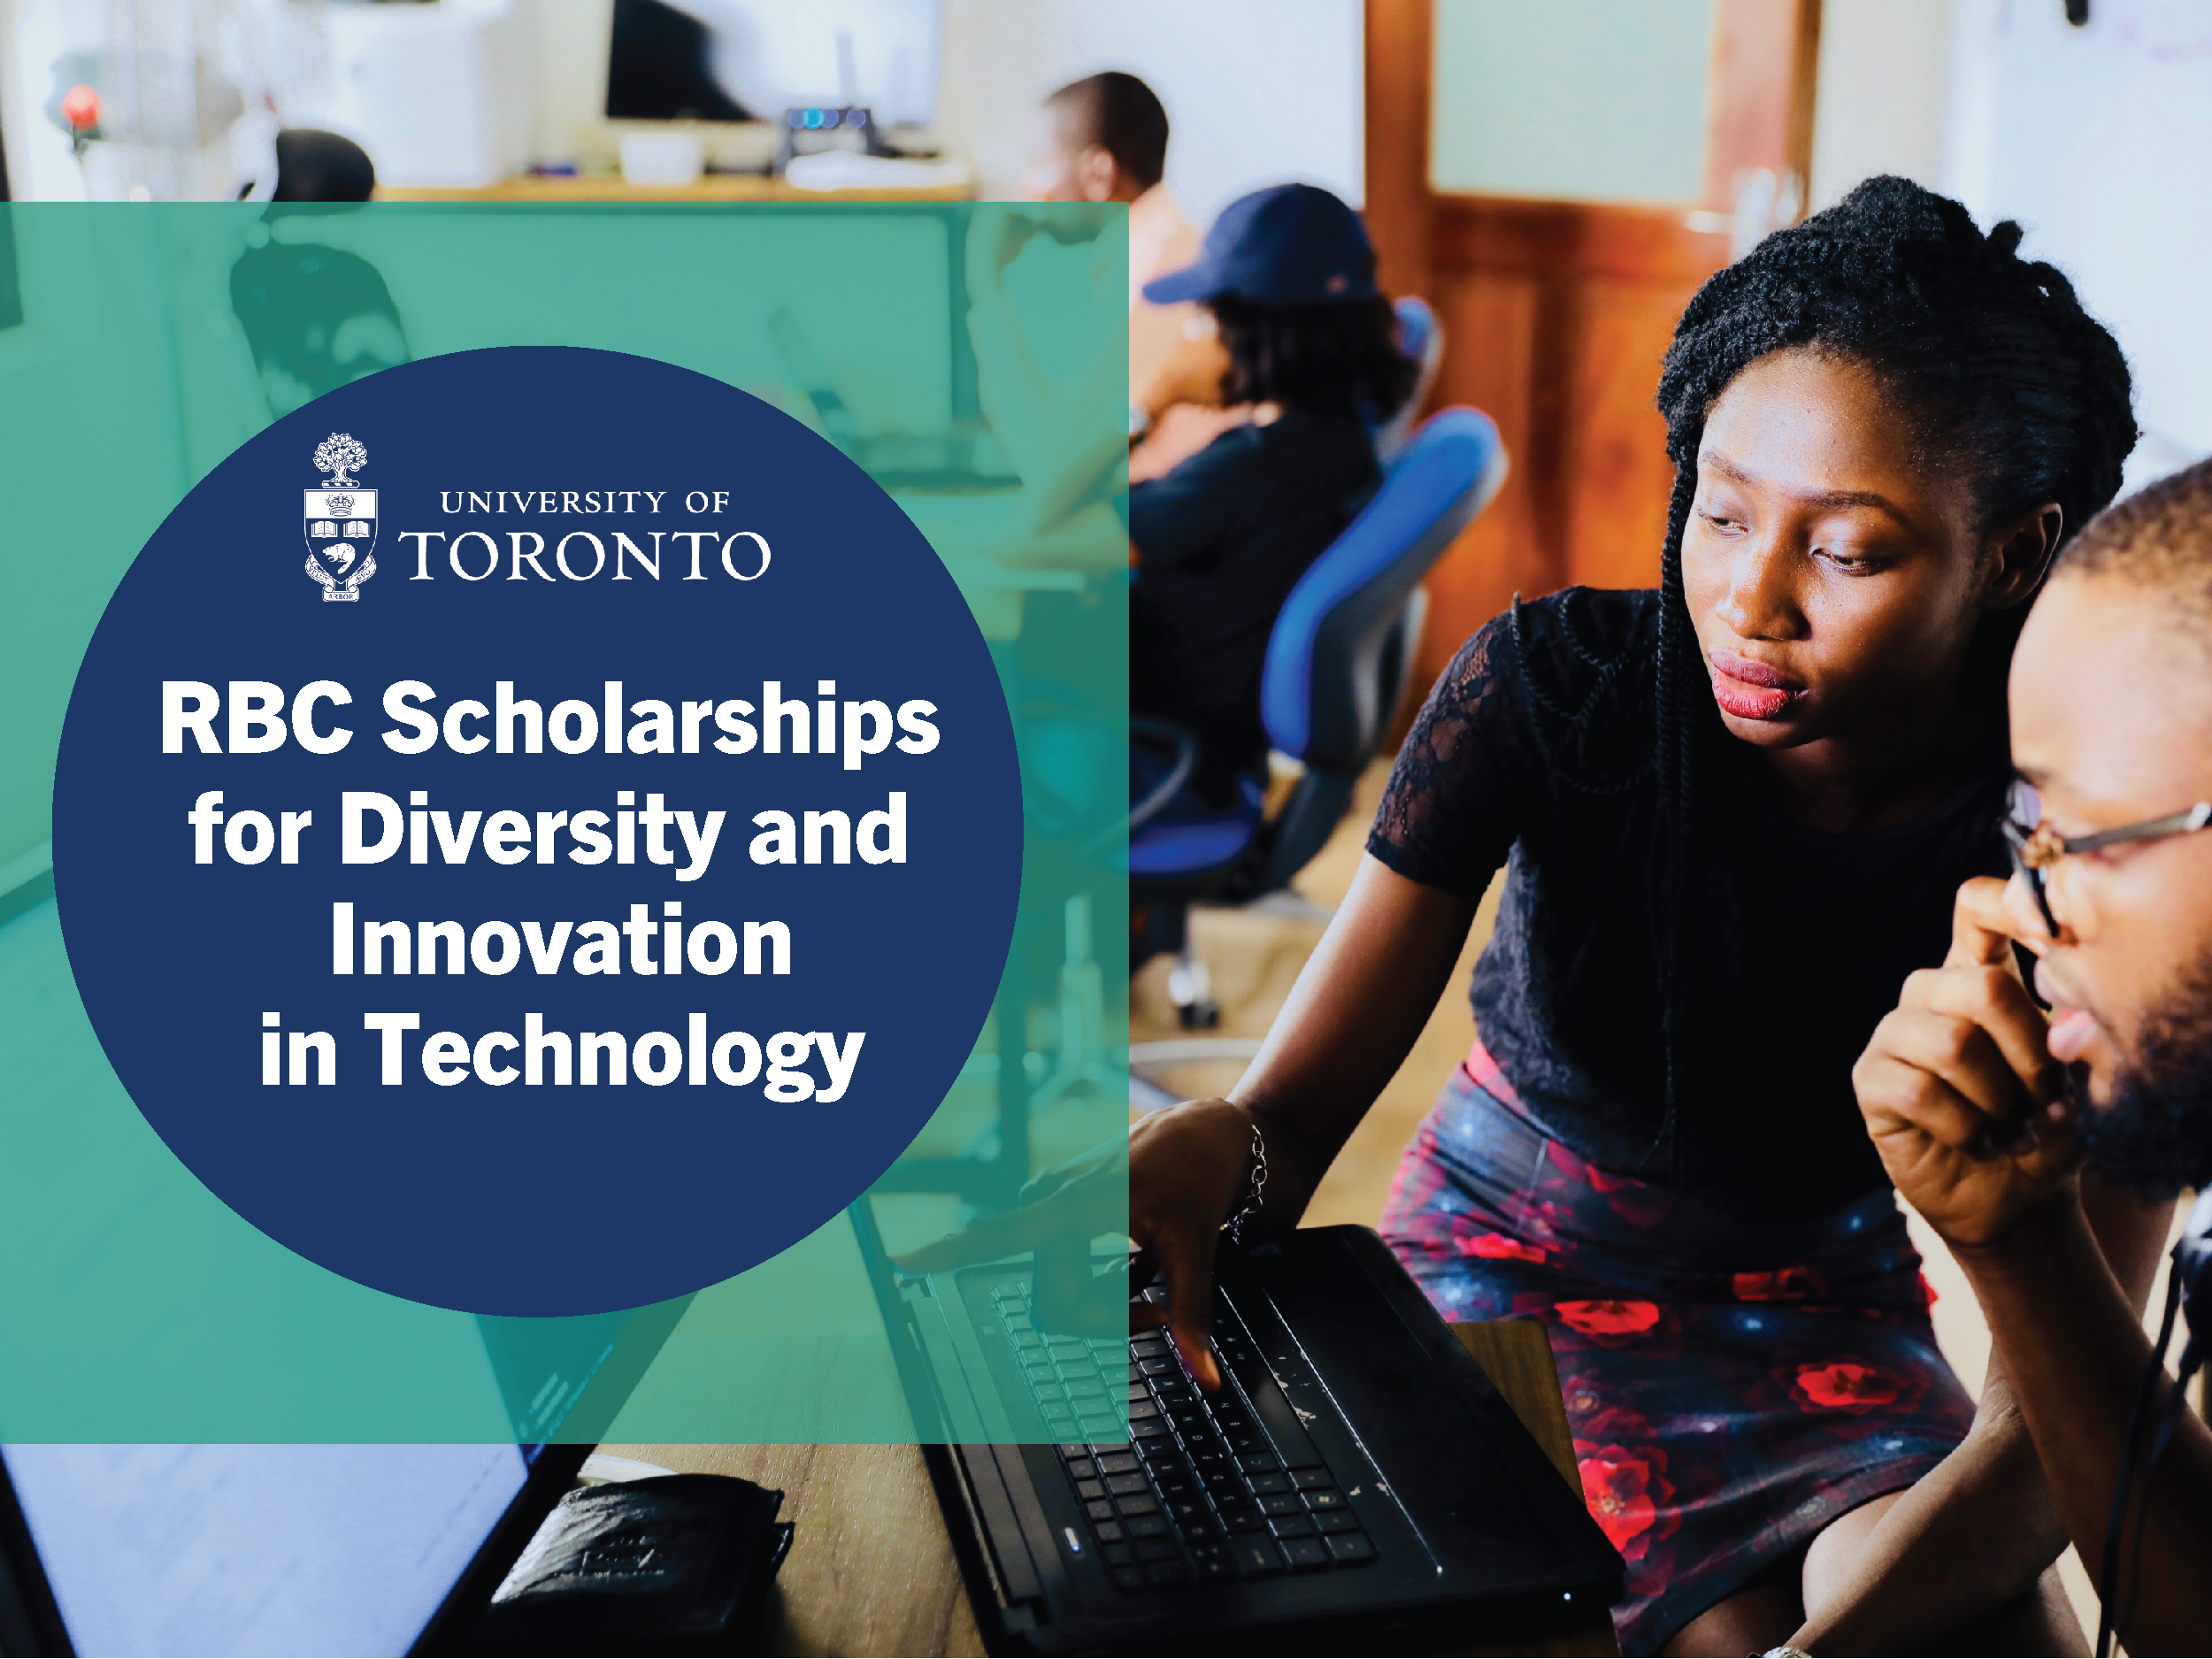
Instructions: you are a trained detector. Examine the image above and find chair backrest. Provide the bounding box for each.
[1371,296,1447,464]
[1259,406,1507,776]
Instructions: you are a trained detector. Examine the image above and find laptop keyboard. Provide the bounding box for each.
[991,1284,1379,1592]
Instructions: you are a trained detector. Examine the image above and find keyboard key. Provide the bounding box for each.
[1117,1494,1161,1517]
[1105,1473,1149,1497]
[1012,1332,1045,1348]
[1136,1538,1180,1563]
[1127,1365,1145,1386]
[1145,1562,1192,1586]
[1067,1379,1109,1399]
[1064,1457,1095,1481]
[1138,1356,1179,1375]
[1194,1553,1235,1583]
[1110,1566,1146,1591]
[1282,1536,1332,1571]
[1086,1500,1115,1522]
[1034,1385,1069,1403]
[1130,1338,1171,1360]
[1325,1531,1377,1564]
[1002,1313,1032,1331]
[1075,1479,1105,1502]
[1094,1452,1140,1476]
[1103,1541,1134,1565]
[1220,1359,1325,1468]
[1248,1473,1293,1495]
[1092,1519,1125,1543]
[1291,1469,1336,1491]
[1126,1402,1159,1421]
[1124,1515,1170,1538]
[1077,1417,1124,1440]
[1314,1510,1362,1534]
[1133,1418,1171,1439]
[1233,1536,1286,1577]
[1239,1453,1280,1474]
[1268,1514,1314,1539]
[1217,1507,1264,1533]
[1260,1494,1304,1517]
[1303,1488,1348,1511]
[1056,1443,1090,1461]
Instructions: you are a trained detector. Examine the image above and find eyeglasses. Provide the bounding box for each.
[2003,778,2212,937]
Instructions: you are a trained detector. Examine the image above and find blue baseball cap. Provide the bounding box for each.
[1142,183,1379,306]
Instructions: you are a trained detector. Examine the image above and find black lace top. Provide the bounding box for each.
[1368,587,2012,1219]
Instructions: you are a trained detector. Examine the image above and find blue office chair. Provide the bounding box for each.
[1374,296,1445,464]
[1128,406,1509,1028]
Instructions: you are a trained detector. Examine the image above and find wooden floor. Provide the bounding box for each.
[1132,757,2173,1640]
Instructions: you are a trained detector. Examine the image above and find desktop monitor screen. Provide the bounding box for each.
[605,0,941,128]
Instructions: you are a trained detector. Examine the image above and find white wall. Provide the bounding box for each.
[1806,0,1955,211]
[1939,0,2212,483]
[934,0,1363,225]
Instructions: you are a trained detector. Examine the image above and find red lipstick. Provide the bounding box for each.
[1709,649,1804,721]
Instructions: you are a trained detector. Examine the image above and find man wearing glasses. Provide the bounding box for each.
[1854,457,2212,1655]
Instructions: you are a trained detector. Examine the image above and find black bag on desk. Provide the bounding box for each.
[470,1473,793,1656]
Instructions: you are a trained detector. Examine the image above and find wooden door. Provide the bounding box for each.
[1367,0,1821,690]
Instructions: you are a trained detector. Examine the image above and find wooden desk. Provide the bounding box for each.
[373,173,971,205]
[603,1318,1617,1657]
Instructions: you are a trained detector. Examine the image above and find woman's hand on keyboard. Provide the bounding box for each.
[895,1096,1271,1390]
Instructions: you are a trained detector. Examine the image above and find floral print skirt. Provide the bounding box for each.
[1379,1045,1976,1655]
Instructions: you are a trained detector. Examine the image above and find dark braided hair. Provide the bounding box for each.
[1210,293,1419,422]
[1639,174,2137,1176]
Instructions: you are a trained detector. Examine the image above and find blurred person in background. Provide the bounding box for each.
[1125,183,1415,814]
[1022,69,1197,392]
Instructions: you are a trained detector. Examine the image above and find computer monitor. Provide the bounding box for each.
[0,1440,589,1657]
[605,0,942,130]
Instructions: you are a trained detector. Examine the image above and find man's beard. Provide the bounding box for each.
[2073,953,2212,1199]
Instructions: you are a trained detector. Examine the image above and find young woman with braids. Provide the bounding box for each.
[907,178,2154,1652]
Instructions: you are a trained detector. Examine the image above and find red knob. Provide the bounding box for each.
[61,83,98,131]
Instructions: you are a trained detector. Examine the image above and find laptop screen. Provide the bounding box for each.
[3,1443,527,1657]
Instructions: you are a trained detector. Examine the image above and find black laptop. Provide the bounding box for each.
[853,1202,1623,1654]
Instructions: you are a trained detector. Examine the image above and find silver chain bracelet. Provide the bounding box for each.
[1223,1123,1268,1244]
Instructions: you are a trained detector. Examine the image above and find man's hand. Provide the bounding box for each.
[1854,876,2080,1247]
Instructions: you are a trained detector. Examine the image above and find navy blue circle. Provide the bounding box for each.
[55,347,1022,1316]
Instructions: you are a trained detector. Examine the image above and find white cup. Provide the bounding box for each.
[619,132,705,187]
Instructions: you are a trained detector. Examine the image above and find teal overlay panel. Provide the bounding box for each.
[0,203,1128,1441]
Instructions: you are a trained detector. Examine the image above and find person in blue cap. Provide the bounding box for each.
[1128,183,1417,811]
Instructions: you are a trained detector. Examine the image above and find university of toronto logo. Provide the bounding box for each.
[303,433,378,602]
